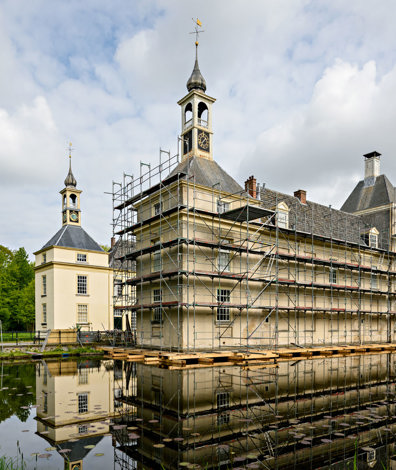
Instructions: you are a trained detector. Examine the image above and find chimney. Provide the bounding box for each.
[364,151,381,181]
[294,189,307,204]
[244,175,257,198]
[111,237,115,248]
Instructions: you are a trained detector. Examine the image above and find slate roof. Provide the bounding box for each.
[169,156,244,195]
[41,225,104,252]
[341,175,396,212]
[259,187,379,247]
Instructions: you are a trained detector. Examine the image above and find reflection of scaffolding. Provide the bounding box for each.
[111,354,396,470]
[111,149,396,352]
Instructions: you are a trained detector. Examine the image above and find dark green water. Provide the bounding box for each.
[1,353,396,469]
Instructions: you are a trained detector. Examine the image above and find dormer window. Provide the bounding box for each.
[276,202,289,229]
[362,227,379,248]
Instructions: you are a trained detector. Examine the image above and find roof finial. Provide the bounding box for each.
[64,141,77,188]
[186,19,207,93]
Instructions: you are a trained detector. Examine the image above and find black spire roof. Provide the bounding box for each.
[64,157,77,188]
[186,43,206,93]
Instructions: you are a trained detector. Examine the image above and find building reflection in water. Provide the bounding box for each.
[112,353,396,470]
[35,358,135,470]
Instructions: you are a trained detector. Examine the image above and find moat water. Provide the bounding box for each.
[1,353,396,469]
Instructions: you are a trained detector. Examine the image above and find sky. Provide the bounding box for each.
[2,0,396,258]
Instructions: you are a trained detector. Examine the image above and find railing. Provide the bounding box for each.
[198,117,208,128]
[0,331,43,345]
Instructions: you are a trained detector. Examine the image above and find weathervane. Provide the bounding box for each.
[67,141,74,160]
[190,18,204,46]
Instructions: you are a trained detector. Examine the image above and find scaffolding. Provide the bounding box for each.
[111,149,396,352]
[111,353,396,469]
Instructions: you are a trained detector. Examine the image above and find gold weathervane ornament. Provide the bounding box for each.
[190,18,204,45]
[67,142,74,160]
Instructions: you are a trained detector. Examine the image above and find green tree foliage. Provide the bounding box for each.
[0,246,35,331]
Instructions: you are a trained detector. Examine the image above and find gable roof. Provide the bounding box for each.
[341,174,396,213]
[169,156,244,195]
[41,225,104,252]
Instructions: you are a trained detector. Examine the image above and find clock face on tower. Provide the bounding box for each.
[197,131,210,152]
[69,211,79,223]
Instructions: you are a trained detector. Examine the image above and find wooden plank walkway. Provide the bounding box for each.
[101,343,396,370]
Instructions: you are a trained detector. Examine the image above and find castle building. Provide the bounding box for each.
[34,156,113,333]
[112,42,396,352]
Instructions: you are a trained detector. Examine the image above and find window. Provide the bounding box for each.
[369,233,378,248]
[153,289,162,322]
[78,425,88,434]
[216,392,230,425]
[42,275,47,296]
[218,250,230,272]
[153,250,162,271]
[276,202,289,229]
[154,202,163,216]
[42,253,46,264]
[77,304,88,323]
[116,284,123,296]
[277,211,288,228]
[77,253,87,263]
[77,275,87,294]
[371,266,378,290]
[217,199,229,214]
[42,304,47,324]
[78,393,88,414]
[217,289,230,322]
[329,268,337,284]
[78,368,88,385]
[43,392,48,413]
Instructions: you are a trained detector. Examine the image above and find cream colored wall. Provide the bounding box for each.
[133,180,396,349]
[35,246,113,331]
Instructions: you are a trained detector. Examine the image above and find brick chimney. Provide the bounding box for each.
[111,237,115,248]
[244,175,257,198]
[294,189,307,204]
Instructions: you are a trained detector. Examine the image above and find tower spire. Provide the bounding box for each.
[64,142,77,188]
[187,19,206,92]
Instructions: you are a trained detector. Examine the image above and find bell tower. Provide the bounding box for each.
[178,25,216,161]
[60,143,82,226]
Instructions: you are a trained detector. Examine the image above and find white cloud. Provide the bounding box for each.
[2,0,396,258]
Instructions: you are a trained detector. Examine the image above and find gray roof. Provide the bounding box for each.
[41,224,104,251]
[341,174,396,212]
[169,156,243,195]
[259,187,381,246]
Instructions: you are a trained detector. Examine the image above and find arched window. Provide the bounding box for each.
[198,102,208,127]
[63,195,66,209]
[184,102,192,129]
[69,194,77,208]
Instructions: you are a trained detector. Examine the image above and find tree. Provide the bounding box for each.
[0,246,35,331]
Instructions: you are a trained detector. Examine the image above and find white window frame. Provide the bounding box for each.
[217,199,229,214]
[218,249,230,272]
[77,304,88,324]
[77,275,87,295]
[78,393,88,414]
[217,289,231,322]
[42,304,47,324]
[153,250,162,272]
[42,275,47,296]
[369,233,378,248]
[78,368,89,385]
[329,268,337,285]
[276,202,289,229]
[153,289,162,322]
